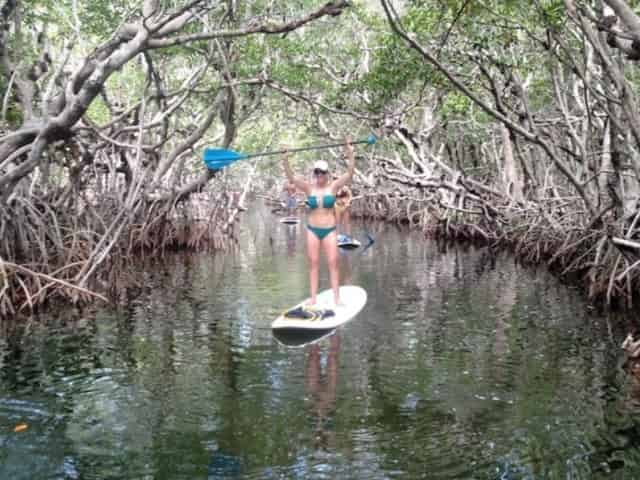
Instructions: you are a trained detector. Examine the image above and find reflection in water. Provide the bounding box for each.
[340,250,353,285]
[0,202,639,479]
[306,334,340,453]
[273,328,335,348]
[207,449,242,479]
[285,223,298,258]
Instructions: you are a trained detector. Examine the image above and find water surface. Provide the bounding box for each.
[0,205,638,479]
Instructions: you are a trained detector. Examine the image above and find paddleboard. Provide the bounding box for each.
[280,217,300,225]
[337,234,361,249]
[272,285,367,330]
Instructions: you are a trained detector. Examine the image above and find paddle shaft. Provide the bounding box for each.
[244,139,371,160]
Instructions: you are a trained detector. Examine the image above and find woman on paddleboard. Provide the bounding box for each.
[282,135,356,306]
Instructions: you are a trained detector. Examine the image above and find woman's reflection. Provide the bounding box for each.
[285,224,297,257]
[305,333,340,450]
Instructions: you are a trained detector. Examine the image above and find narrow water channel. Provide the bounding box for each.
[1,203,638,479]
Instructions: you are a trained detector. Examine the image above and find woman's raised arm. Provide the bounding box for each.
[283,150,310,194]
[332,135,355,192]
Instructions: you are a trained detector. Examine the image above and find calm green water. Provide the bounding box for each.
[1,205,639,479]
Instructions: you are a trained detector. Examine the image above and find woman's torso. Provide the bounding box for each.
[306,187,336,227]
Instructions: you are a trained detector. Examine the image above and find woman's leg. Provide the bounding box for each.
[335,209,343,233]
[307,228,321,304]
[343,209,351,236]
[321,230,340,304]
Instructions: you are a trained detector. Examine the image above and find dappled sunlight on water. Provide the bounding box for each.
[0,203,638,479]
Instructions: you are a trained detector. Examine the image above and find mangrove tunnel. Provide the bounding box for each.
[4,0,640,478]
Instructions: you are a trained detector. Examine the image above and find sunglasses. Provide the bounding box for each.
[313,169,328,175]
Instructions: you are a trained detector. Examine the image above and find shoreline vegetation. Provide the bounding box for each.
[350,192,640,310]
[269,190,640,311]
[0,1,350,319]
[4,1,640,317]
[0,189,249,318]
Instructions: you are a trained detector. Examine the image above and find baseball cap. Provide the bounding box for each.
[313,160,329,172]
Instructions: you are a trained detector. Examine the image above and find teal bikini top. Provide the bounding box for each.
[306,194,336,210]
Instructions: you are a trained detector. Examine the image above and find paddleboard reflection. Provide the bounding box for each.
[272,328,336,347]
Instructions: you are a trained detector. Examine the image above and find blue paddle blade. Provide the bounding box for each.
[365,231,375,244]
[366,134,377,145]
[203,148,248,170]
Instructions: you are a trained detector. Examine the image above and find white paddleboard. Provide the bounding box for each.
[338,235,361,249]
[272,285,367,330]
[280,217,300,225]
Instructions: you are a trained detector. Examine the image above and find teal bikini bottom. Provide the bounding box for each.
[307,224,336,240]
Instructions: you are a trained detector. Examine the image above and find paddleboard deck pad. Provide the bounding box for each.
[280,217,300,224]
[272,285,367,330]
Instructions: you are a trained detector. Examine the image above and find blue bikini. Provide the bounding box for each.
[306,194,336,210]
[306,194,337,240]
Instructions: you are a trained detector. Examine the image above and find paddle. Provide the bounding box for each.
[361,229,375,251]
[203,134,377,170]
